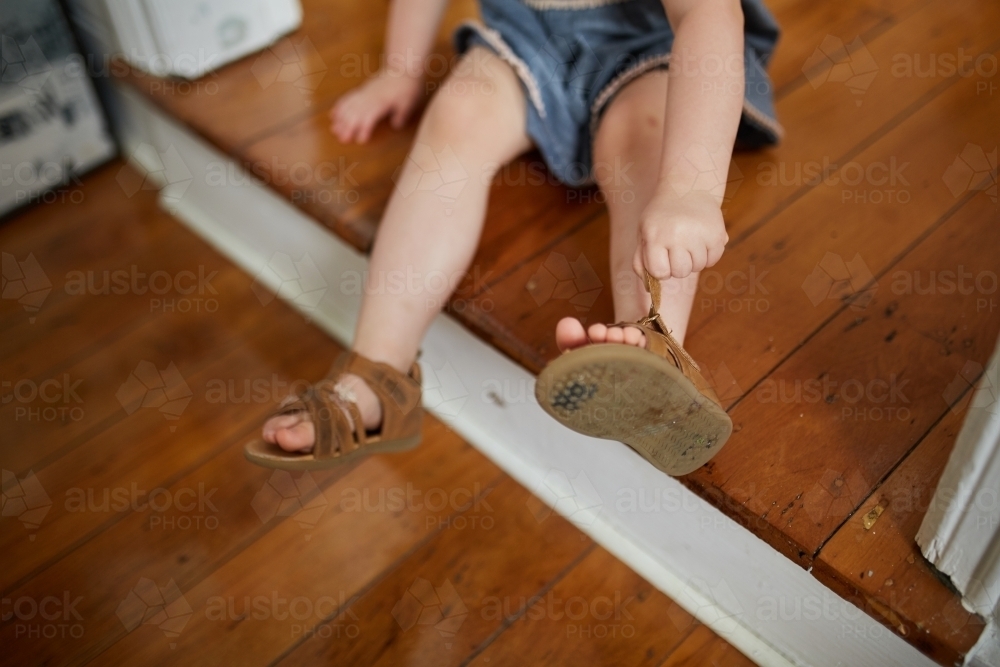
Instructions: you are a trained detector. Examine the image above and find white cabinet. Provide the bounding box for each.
[66,0,302,79]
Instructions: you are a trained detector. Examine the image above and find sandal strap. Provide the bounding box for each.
[263,382,350,460]
[644,268,661,314]
[605,269,720,405]
[340,394,368,450]
[315,378,367,458]
[301,384,339,459]
[613,320,701,376]
[264,351,423,460]
[584,270,697,373]
[611,317,721,404]
[328,351,422,409]
[639,269,700,371]
[326,350,423,439]
[631,315,701,372]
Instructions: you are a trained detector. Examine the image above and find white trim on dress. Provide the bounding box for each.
[588,52,672,141]
[520,0,632,10]
[458,20,547,119]
[741,98,785,140]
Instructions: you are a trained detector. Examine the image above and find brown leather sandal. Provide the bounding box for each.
[535,270,733,476]
[244,351,423,470]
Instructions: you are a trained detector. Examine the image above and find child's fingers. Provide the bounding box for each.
[336,122,355,144]
[355,107,386,143]
[342,118,364,143]
[330,90,359,121]
[331,100,360,139]
[667,248,693,279]
[329,98,343,119]
[331,111,356,142]
[330,113,345,138]
[329,104,345,131]
[330,87,413,142]
[632,247,646,280]
[641,242,671,280]
[338,101,378,143]
[337,116,366,144]
[706,243,725,268]
[390,103,410,129]
[331,103,351,128]
[690,245,709,274]
[332,92,376,140]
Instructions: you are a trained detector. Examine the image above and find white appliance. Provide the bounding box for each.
[0,1,116,217]
[67,0,302,79]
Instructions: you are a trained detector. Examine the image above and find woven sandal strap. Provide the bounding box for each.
[315,378,371,458]
[329,351,421,412]
[301,386,338,459]
[638,269,700,372]
[643,269,661,314]
[265,380,365,459]
[271,395,307,418]
[340,396,367,450]
[327,350,421,439]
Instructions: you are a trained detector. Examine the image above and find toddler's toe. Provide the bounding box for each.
[622,326,646,347]
[555,317,589,351]
[586,323,608,344]
[274,420,316,453]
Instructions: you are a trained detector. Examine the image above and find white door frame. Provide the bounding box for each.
[917,338,1000,666]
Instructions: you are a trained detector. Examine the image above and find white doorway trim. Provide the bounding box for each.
[918,341,1000,667]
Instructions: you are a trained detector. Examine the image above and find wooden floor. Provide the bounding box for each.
[107,0,1000,663]
[5,0,999,663]
[0,165,755,666]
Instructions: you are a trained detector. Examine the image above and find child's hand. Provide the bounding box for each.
[633,190,729,280]
[330,73,423,144]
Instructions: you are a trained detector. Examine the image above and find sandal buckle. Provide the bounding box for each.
[639,308,666,332]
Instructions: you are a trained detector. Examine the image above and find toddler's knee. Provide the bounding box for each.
[420,85,495,147]
[594,101,663,159]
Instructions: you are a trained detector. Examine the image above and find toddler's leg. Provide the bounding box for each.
[265,47,532,450]
[555,70,699,351]
[354,49,531,369]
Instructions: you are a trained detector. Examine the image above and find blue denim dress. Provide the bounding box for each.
[455,0,782,186]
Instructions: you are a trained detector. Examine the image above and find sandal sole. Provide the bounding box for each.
[243,433,422,470]
[535,344,732,476]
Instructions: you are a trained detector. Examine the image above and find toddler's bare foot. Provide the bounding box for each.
[261,374,383,452]
[555,317,648,353]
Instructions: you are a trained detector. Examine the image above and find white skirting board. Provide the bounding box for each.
[106,80,984,667]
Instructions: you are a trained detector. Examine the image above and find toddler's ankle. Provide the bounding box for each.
[334,373,384,431]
